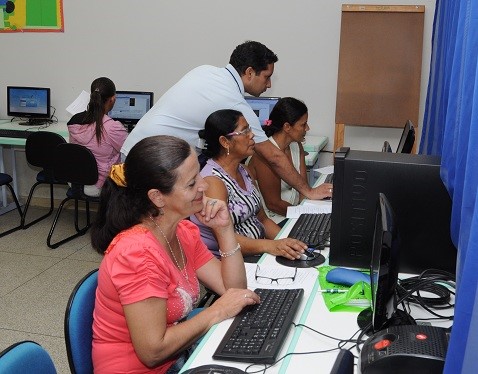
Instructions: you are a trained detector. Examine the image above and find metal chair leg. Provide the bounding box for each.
[22,182,56,229]
[0,183,23,238]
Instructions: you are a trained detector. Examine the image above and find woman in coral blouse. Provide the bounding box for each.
[90,135,258,373]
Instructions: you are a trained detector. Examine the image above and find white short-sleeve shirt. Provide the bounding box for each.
[121,64,268,156]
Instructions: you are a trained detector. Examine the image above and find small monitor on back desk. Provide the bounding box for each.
[108,91,154,132]
[381,140,392,153]
[396,120,415,153]
[245,96,279,126]
[7,86,51,126]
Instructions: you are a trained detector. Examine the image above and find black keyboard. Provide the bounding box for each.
[324,173,334,183]
[288,213,331,247]
[0,128,34,139]
[213,288,304,364]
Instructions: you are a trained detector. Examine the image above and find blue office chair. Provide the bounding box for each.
[0,172,23,238]
[47,143,99,248]
[22,131,67,229]
[0,340,57,374]
[64,268,98,374]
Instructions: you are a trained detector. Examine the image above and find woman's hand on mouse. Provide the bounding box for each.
[264,238,308,260]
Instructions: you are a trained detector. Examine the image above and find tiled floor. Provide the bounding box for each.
[0,206,102,373]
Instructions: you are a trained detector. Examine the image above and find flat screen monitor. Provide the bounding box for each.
[108,91,154,130]
[357,193,403,334]
[381,141,392,153]
[329,147,457,274]
[245,96,280,127]
[396,120,415,153]
[7,86,51,125]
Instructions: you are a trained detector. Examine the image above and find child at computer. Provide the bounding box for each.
[248,97,332,225]
[67,77,127,197]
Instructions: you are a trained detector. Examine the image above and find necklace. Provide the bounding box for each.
[149,216,189,281]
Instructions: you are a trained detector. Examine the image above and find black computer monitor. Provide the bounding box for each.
[357,193,409,334]
[245,96,280,126]
[396,120,415,153]
[329,147,457,274]
[381,141,392,153]
[108,91,154,131]
[7,86,51,126]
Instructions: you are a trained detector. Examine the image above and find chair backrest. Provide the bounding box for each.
[25,131,67,169]
[0,340,57,374]
[53,143,99,186]
[65,269,98,374]
[0,173,14,186]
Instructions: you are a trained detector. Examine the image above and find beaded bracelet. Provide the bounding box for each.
[219,243,241,258]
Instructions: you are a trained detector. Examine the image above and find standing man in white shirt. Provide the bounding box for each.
[121,40,331,200]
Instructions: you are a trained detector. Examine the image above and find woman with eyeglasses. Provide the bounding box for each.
[191,109,308,261]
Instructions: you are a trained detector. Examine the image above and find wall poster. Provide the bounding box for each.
[0,0,64,32]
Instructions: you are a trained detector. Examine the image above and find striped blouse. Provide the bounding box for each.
[190,158,265,257]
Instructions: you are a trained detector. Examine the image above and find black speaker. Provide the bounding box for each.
[359,325,450,374]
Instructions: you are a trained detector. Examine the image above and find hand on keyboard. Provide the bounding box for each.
[206,288,261,326]
[264,238,308,260]
[213,288,304,363]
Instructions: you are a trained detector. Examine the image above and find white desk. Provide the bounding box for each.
[180,174,453,373]
[0,120,69,213]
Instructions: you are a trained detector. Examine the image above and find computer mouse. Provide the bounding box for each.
[326,267,370,286]
[182,364,246,374]
[298,248,316,261]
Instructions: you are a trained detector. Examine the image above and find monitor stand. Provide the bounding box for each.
[357,308,416,336]
[18,118,49,126]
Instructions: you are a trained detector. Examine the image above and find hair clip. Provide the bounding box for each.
[263,119,272,126]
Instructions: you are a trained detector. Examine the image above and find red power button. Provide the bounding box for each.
[374,339,391,350]
[416,333,428,340]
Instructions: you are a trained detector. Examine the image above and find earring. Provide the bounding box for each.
[226,147,230,157]
[159,208,164,216]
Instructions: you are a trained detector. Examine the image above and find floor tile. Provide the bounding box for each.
[0,258,100,337]
[0,252,62,296]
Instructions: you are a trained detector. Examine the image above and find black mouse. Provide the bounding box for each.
[182,364,246,374]
[298,248,316,261]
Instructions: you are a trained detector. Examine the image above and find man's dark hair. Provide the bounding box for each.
[229,40,278,75]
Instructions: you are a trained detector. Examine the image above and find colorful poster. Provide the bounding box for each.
[0,0,64,32]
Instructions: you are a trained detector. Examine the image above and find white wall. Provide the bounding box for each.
[0,0,436,197]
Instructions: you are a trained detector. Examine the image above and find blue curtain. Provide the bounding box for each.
[420,1,478,372]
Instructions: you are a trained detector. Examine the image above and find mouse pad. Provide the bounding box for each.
[276,253,325,268]
[182,364,246,373]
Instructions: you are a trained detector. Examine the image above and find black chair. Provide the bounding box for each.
[22,131,67,229]
[47,143,99,249]
[0,173,23,238]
